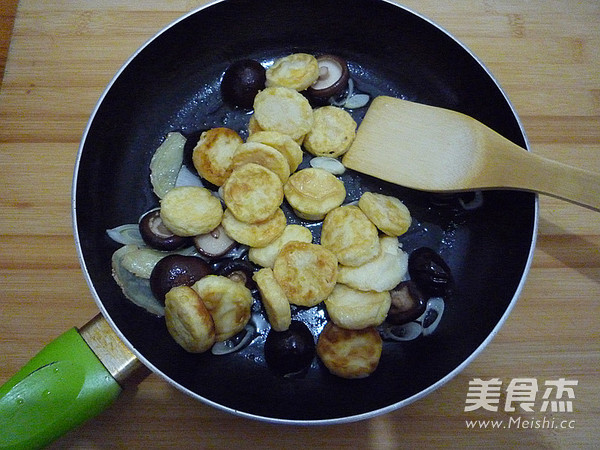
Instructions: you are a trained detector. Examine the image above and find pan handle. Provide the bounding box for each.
[0,315,146,449]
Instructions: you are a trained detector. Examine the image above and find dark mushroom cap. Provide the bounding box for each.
[408,247,453,297]
[264,320,315,376]
[149,254,211,304]
[221,59,266,108]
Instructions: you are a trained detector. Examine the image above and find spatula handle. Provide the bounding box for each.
[508,150,600,211]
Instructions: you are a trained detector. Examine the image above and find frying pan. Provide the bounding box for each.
[0,0,537,446]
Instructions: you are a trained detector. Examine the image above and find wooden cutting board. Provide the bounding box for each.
[0,1,598,448]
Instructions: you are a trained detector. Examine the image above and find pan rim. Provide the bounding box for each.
[71,0,539,425]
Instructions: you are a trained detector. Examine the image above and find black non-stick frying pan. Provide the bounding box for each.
[0,0,537,446]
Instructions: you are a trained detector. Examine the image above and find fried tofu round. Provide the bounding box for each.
[160,186,223,237]
[253,268,291,332]
[248,114,263,135]
[248,224,313,268]
[273,241,338,307]
[247,130,304,173]
[165,285,216,353]
[284,168,346,221]
[221,208,286,248]
[337,236,408,292]
[249,114,306,145]
[266,53,320,91]
[191,275,253,342]
[192,127,243,186]
[324,284,391,330]
[358,192,412,236]
[320,205,380,266]
[303,106,357,158]
[222,163,283,224]
[253,86,314,141]
[316,322,382,379]
[231,142,291,183]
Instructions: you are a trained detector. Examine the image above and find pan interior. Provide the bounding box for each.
[74,0,535,422]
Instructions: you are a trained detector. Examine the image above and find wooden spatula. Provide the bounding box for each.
[342,96,600,211]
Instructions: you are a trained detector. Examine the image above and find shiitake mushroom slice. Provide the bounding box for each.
[139,209,190,251]
[305,55,349,105]
[193,225,236,258]
[215,258,257,291]
[387,280,427,325]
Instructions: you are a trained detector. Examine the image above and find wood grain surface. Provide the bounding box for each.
[0,1,598,448]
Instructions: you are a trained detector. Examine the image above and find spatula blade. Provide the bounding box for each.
[342,96,482,191]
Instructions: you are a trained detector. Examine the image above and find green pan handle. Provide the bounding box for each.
[0,315,145,449]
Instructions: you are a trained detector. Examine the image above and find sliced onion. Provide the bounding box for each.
[309,156,346,175]
[379,321,422,341]
[250,310,271,334]
[459,190,484,210]
[111,245,165,316]
[211,324,256,355]
[123,244,203,278]
[344,93,370,109]
[106,224,145,245]
[175,165,204,188]
[422,297,445,336]
[149,131,187,198]
[120,247,174,279]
